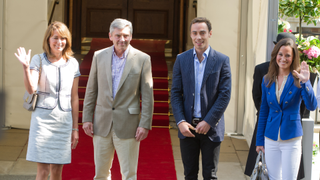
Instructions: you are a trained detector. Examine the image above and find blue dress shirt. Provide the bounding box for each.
[177,46,210,125]
[112,46,129,99]
[193,46,210,118]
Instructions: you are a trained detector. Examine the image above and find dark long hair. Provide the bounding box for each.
[265,38,300,88]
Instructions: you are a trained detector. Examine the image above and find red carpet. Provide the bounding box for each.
[64,39,176,179]
[62,126,177,180]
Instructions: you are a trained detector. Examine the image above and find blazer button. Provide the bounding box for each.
[112,108,115,110]
[268,92,270,95]
[270,102,272,104]
[275,110,278,112]
[285,101,288,104]
[289,91,292,94]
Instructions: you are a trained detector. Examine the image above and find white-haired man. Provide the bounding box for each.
[82,18,154,180]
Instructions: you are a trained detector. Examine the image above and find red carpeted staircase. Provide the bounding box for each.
[78,38,170,127]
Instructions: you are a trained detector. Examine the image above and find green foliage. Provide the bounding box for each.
[279,0,320,40]
[280,0,320,25]
[278,22,285,33]
[278,19,293,33]
[313,141,319,164]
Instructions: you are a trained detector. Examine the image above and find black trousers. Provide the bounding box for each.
[180,131,221,180]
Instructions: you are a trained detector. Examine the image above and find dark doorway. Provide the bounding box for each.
[66,0,185,56]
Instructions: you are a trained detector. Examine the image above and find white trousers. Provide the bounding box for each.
[264,137,301,180]
[93,128,140,180]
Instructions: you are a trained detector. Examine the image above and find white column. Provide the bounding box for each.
[302,118,314,180]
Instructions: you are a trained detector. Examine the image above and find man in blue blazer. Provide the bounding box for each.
[171,17,231,180]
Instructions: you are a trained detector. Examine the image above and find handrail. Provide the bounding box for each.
[48,0,60,26]
[192,0,197,17]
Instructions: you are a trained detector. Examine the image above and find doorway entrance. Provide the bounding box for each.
[66,0,183,55]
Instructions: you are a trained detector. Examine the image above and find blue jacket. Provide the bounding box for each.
[171,47,232,142]
[256,73,317,146]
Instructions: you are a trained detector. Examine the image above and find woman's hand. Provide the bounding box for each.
[14,47,31,68]
[256,146,265,153]
[71,130,79,149]
[293,61,309,83]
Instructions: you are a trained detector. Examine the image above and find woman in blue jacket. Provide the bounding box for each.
[256,38,317,180]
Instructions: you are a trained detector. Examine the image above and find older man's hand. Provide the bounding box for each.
[82,122,94,137]
[135,127,149,141]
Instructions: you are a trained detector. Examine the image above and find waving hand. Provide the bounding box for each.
[293,61,309,83]
[15,47,31,68]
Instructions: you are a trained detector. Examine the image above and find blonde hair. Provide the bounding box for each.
[265,38,301,88]
[43,21,73,60]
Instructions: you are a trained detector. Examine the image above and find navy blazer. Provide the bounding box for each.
[256,73,317,146]
[171,47,232,142]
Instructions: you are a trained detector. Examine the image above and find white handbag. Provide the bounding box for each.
[251,151,269,180]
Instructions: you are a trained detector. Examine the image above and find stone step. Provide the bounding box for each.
[0,175,46,180]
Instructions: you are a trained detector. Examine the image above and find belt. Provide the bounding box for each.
[192,117,203,126]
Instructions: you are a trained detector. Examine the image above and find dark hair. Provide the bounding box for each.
[265,38,300,88]
[190,17,212,32]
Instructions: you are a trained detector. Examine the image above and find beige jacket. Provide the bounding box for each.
[82,45,154,139]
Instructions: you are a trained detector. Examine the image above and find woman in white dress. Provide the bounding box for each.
[15,21,80,180]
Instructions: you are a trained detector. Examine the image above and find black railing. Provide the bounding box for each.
[48,0,60,26]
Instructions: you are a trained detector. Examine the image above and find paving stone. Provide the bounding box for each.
[1,129,29,134]
[231,137,249,151]
[0,161,14,174]
[236,150,249,166]
[19,144,28,159]
[9,158,37,175]
[217,162,247,180]
[0,132,28,147]
[0,175,37,180]
[219,152,239,163]
[0,146,23,161]
[172,145,181,160]
[220,138,235,153]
